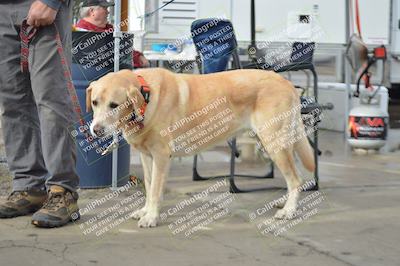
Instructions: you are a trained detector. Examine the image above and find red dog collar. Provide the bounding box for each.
[136,74,151,117]
[128,75,151,128]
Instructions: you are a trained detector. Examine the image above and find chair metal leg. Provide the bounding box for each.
[192,137,274,192]
[308,137,322,155]
[229,138,242,193]
[227,138,240,157]
[232,164,274,179]
[308,122,319,191]
[228,138,275,193]
[304,66,319,191]
[192,154,204,181]
[304,125,319,191]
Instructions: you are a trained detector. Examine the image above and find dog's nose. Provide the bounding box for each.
[92,124,105,137]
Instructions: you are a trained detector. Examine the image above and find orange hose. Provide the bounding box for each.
[355,0,362,39]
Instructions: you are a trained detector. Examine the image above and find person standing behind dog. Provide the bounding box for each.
[74,0,150,68]
[0,0,80,228]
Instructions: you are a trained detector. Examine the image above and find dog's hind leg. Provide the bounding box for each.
[132,152,153,220]
[251,112,302,219]
[138,149,171,228]
[269,149,301,219]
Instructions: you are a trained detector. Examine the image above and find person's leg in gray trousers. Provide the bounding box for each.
[0,0,79,194]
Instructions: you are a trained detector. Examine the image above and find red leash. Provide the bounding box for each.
[20,20,90,139]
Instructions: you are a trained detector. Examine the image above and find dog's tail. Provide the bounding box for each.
[294,126,315,172]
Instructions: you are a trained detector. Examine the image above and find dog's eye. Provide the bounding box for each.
[92,100,98,106]
[109,102,119,109]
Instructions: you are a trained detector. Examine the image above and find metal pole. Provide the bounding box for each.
[345,0,351,134]
[250,0,256,46]
[345,64,351,130]
[112,0,122,190]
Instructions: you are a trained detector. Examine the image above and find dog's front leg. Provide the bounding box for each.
[138,151,171,228]
[132,152,153,220]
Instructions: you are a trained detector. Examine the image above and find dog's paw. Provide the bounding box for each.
[274,208,296,220]
[131,207,147,220]
[138,213,158,228]
[274,200,286,209]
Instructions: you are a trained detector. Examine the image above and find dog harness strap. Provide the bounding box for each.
[19,20,90,140]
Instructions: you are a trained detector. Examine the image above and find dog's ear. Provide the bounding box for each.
[126,85,145,109]
[86,83,94,113]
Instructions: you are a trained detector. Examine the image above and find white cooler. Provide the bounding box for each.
[317,82,389,132]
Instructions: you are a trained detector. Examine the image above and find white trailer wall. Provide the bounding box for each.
[131,0,390,45]
[143,0,232,40]
[232,0,346,43]
[356,0,390,44]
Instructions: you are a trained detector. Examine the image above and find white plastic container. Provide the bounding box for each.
[318,83,389,132]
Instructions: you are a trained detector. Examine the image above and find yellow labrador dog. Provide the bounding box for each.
[86,68,315,228]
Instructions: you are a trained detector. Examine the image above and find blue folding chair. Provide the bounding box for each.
[190,18,274,193]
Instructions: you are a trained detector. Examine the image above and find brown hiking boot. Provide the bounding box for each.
[0,190,47,218]
[31,185,80,228]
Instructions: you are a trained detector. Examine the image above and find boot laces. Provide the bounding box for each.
[42,193,65,210]
[7,191,27,201]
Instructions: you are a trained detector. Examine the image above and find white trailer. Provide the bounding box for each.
[128,0,399,89]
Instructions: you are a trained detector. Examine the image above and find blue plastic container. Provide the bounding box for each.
[151,43,178,53]
[71,31,132,188]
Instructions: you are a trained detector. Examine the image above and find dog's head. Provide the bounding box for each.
[86,70,145,138]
